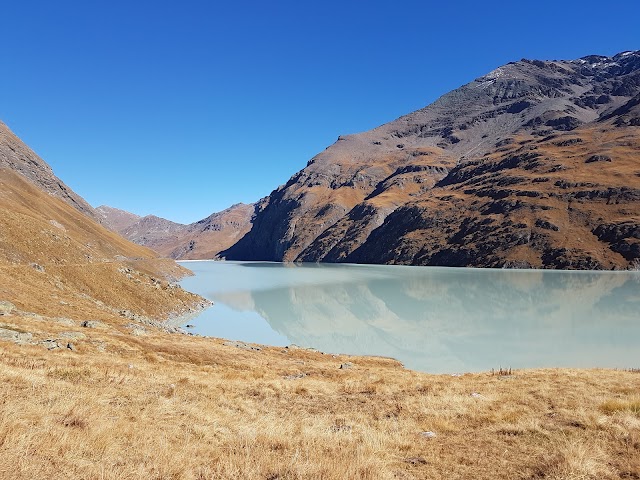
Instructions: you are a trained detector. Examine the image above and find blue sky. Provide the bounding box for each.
[1,0,638,223]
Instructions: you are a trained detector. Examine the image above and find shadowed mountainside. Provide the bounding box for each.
[222,51,640,269]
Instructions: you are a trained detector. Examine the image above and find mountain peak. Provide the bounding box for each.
[222,50,640,269]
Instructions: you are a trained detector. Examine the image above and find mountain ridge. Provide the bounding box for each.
[0,120,96,219]
[222,50,640,269]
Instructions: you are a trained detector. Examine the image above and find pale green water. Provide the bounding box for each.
[178,261,640,373]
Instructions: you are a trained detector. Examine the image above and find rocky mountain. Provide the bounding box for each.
[96,205,141,232]
[100,203,254,260]
[223,51,640,269]
[0,121,204,322]
[0,120,96,218]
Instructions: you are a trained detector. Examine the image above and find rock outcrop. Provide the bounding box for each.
[223,51,640,269]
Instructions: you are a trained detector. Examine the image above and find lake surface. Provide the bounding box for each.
[178,261,640,373]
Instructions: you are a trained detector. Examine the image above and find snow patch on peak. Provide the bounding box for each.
[484,66,507,80]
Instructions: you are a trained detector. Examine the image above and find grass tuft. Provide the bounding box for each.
[491,367,514,376]
[600,398,640,416]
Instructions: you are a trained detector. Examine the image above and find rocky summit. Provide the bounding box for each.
[222,51,640,269]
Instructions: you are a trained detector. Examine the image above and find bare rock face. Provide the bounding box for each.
[0,121,96,219]
[223,51,640,269]
[100,203,254,260]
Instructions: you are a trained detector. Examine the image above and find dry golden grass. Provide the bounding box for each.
[1,309,639,479]
[0,168,203,321]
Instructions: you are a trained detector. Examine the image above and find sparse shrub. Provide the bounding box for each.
[47,367,92,382]
[491,367,514,376]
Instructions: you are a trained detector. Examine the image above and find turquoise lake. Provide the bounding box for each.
[178,261,640,373]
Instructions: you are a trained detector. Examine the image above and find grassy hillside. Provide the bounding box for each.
[1,315,639,479]
[0,168,203,321]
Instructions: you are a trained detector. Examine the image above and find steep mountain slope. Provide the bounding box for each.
[100,203,254,259]
[0,122,204,322]
[0,121,96,219]
[223,51,640,269]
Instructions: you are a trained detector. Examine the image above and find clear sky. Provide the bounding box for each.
[1,0,638,223]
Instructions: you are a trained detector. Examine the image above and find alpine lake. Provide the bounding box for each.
[178,261,640,373]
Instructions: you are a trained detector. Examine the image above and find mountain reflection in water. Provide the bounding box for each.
[179,261,640,373]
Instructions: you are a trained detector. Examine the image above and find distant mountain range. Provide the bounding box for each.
[97,203,253,260]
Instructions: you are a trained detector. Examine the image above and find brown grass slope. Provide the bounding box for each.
[1,318,640,479]
[0,168,203,321]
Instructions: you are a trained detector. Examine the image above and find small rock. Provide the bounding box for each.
[29,263,45,273]
[284,373,307,380]
[471,392,484,398]
[223,341,261,351]
[420,431,437,439]
[52,317,75,326]
[339,362,353,370]
[286,344,301,350]
[405,457,428,465]
[80,320,104,329]
[42,339,61,350]
[49,219,66,231]
[66,342,75,351]
[0,301,16,316]
[58,332,87,340]
[535,219,560,231]
[185,324,195,328]
[0,327,33,344]
[125,324,147,336]
[0,327,19,340]
[585,154,612,163]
